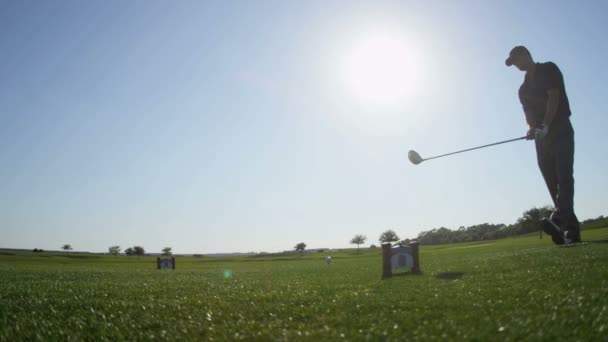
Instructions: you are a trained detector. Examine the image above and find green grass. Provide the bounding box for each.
[2,227,608,340]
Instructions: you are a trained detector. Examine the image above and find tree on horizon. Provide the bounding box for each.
[133,246,145,256]
[379,230,400,244]
[108,246,121,256]
[294,242,307,255]
[350,234,367,253]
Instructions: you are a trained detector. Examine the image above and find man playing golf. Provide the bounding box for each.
[506,46,581,244]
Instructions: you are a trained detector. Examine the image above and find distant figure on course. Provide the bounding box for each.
[505,46,581,245]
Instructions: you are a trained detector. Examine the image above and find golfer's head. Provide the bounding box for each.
[505,46,533,71]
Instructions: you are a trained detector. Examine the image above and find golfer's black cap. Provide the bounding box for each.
[505,46,530,66]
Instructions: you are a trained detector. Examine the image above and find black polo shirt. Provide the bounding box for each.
[518,62,571,127]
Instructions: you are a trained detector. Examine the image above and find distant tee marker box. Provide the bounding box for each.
[157,257,176,270]
[381,241,420,279]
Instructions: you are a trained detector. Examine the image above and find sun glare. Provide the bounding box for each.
[342,33,420,106]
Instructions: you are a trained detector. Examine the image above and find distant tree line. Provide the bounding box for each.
[414,206,566,246]
[582,215,606,225]
[416,223,508,245]
[108,246,173,256]
[125,246,145,256]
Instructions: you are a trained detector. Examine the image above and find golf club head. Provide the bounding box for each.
[408,150,423,165]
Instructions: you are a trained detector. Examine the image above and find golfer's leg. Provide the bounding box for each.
[536,140,558,208]
[555,127,579,239]
[569,213,581,240]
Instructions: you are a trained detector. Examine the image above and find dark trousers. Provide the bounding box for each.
[535,117,580,237]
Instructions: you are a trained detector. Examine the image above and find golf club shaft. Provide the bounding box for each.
[424,136,527,161]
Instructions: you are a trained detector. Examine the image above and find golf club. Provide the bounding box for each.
[408,136,527,165]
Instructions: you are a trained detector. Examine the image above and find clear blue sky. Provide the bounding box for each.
[1,0,607,254]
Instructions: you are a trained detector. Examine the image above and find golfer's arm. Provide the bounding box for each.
[524,112,535,128]
[543,88,560,128]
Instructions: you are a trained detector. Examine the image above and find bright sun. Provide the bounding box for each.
[342,33,420,106]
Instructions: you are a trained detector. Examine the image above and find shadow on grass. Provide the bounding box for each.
[559,239,608,248]
[585,239,608,244]
[435,272,464,280]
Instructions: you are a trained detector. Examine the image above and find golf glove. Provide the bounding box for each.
[526,127,536,140]
[535,126,549,140]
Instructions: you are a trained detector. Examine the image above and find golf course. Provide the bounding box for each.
[4,1,608,341]
[2,222,607,341]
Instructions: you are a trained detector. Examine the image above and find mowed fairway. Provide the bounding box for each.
[2,227,607,341]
